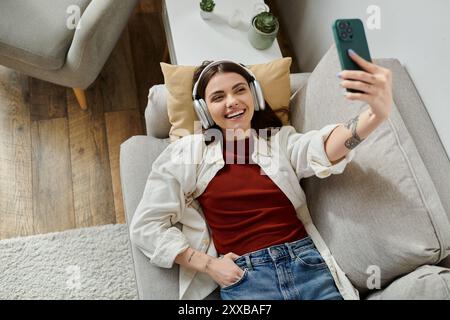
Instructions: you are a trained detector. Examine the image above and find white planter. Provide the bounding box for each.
[248,16,279,50]
[200,10,213,20]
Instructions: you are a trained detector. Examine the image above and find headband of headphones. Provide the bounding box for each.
[192,60,257,100]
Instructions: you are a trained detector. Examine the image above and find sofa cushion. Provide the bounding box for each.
[383,60,450,270]
[366,265,450,300]
[293,44,450,297]
[160,57,292,141]
[0,0,92,70]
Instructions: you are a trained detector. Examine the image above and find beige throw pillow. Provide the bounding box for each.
[160,57,292,141]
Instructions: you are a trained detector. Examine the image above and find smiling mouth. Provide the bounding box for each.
[224,109,246,120]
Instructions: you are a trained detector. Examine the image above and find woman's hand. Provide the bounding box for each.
[205,252,245,288]
[339,49,393,120]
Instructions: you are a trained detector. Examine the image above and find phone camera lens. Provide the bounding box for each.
[338,21,348,29]
[341,32,348,39]
[346,27,353,33]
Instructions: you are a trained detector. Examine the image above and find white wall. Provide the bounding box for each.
[277,0,450,157]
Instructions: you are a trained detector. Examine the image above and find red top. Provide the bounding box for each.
[197,135,307,256]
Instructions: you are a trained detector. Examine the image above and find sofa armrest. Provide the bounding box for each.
[66,0,139,88]
[119,135,178,299]
[145,85,171,139]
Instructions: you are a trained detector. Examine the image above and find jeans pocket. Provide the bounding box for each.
[220,268,249,291]
[295,248,327,268]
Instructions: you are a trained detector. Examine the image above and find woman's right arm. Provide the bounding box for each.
[175,248,244,288]
[129,140,195,268]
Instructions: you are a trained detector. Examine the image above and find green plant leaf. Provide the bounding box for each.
[200,0,215,12]
[254,12,278,33]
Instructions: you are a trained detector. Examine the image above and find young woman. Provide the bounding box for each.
[130,50,393,300]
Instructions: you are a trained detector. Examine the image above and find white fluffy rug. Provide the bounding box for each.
[0,224,138,299]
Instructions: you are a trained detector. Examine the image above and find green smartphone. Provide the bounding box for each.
[332,18,372,93]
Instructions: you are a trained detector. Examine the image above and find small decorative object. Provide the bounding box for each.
[228,9,242,28]
[199,0,215,20]
[248,10,279,50]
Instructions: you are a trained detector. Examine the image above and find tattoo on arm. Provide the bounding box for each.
[188,250,195,263]
[344,115,359,131]
[344,115,363,150]
[204,257,212,273]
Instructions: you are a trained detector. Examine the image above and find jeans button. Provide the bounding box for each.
[271,248,279,255]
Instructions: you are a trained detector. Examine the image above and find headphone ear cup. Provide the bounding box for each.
[252,80,265,111]
[194,99,209,129]
[200,99,215,128]
[194,99,215,129]
[249,82,259,111]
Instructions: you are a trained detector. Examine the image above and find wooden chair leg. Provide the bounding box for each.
[73,88,87,110]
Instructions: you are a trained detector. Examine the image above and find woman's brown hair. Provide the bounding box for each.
[192,61,288,145]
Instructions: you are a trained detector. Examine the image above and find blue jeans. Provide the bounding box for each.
[220,236,343,300]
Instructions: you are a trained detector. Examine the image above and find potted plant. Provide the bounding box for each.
[199,0,215,20]
[248,11,279,50]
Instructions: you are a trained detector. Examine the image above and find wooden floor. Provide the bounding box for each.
[0,0,297,240]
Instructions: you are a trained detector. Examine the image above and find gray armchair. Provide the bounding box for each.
[0,0,139,109]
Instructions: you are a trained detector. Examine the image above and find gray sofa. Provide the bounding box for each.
[0,0,139,109]
[120,46,450,300]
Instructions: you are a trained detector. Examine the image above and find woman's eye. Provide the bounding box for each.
[211,88,245,102]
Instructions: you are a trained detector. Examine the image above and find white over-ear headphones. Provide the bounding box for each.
[192,60,265,129]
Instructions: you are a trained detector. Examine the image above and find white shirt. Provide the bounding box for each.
[130,125,360,300]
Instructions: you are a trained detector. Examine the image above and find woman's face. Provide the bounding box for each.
[204,72,254,136]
